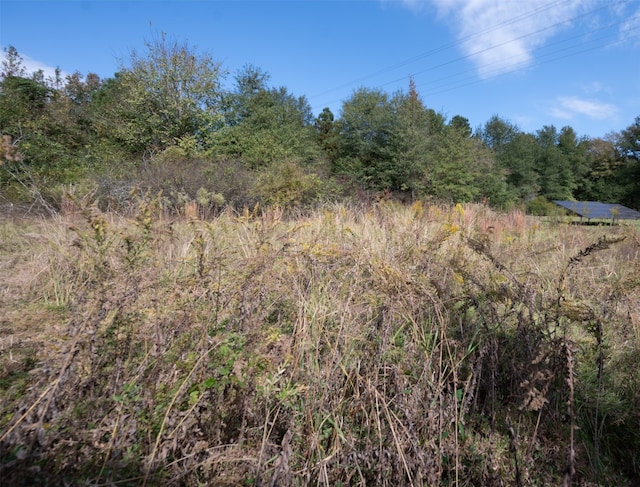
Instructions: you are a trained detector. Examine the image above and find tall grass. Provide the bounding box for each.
[0,200,639,485]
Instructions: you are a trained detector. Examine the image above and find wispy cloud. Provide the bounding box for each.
[550,96,618,120]
[619,11,640,46]
[0,47,68,80]
[402,0,598,78]
[580,81,607,95]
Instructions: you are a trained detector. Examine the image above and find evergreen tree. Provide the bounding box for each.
[314,107,340,166]
[615,116,640,208]
[501,132,541,201]
[480,115,519,153]
[1,45,27,78]
[209,65,321,168]
[479,115,538,203]
[335,87,396,191]
[449,115,472,138]
[426,124,507,204]
[536,125,574,200]
[388,79,433,198]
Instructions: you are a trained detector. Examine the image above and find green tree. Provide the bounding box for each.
[209,65,321,168]
[0,75,49,130]
[480,114,519,154]
[449,115,472,138]
[578,136,624,202]
[0,49,102,208]
[335,83,506,204]
[425,124,506,204]
[314,107,340,165]
[387,80,436,198]
[615,116,640,208]
[557,126,589,198]
[1,45,27,78]
[95,33,225,158]
[334,87,396,191]
[501,132,541,201]
[219,64,269,127]
[535,125,576,200]
[619,116,640,160]
[479,115,538,203]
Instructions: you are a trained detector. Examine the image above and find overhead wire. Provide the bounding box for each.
[309,0,570,99]
[423,30,640,99]
[308,0,636,113]
[379,2,614,88]
[419,13,639,96]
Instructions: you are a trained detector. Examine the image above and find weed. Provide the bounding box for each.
[0,201,638,485]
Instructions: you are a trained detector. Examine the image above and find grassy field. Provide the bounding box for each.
[1,199,639,486]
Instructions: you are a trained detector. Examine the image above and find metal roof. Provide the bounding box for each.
[552,200,640,220]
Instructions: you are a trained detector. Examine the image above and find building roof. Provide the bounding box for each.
[552,200,640,220]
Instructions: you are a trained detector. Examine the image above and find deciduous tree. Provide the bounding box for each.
[95,33,225,158]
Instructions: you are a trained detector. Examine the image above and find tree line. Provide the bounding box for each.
[1,37,639,214]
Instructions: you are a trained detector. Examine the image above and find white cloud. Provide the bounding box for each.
[416,0,598,78]
[548,106,572,119]
[619,10,640,46]
[580,81,606,95]
[0,47,68,80]
[551,96,618,120]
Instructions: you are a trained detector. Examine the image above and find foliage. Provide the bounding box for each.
[479,117,541,202]
[449,114,472,138]
[125,146,261,213]
[0,52,101,211]
[535,125,582,200]
[615,116,640,208]
[526,195,562,216]
[2,44,640,216]
[254,160,326,208]
[578,136,625,202]
[93,33,225,158]
[1,46,28,78]
[1,202,638,486]
[208,65,321,169]
[479,114,520,152]
[387,84,435,198]
[334,87,396,190]
[2,39,640,486]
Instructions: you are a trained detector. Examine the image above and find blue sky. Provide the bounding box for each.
[1,0,639,139]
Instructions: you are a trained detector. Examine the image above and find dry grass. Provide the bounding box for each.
[0,200,639,486]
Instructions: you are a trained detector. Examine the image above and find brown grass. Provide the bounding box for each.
[0,200,639,486]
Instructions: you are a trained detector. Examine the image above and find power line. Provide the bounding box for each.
[417,13,638,96]
[422,31,640,99]
[309,0,634,113]
[308,0,571,99]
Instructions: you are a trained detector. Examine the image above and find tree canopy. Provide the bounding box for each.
[1,42,639,213]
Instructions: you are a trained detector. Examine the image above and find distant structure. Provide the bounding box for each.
[552,200,640,223]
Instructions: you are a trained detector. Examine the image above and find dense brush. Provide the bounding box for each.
[1,201,639,486]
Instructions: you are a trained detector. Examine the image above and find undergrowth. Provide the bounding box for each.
[0,200,639,486]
